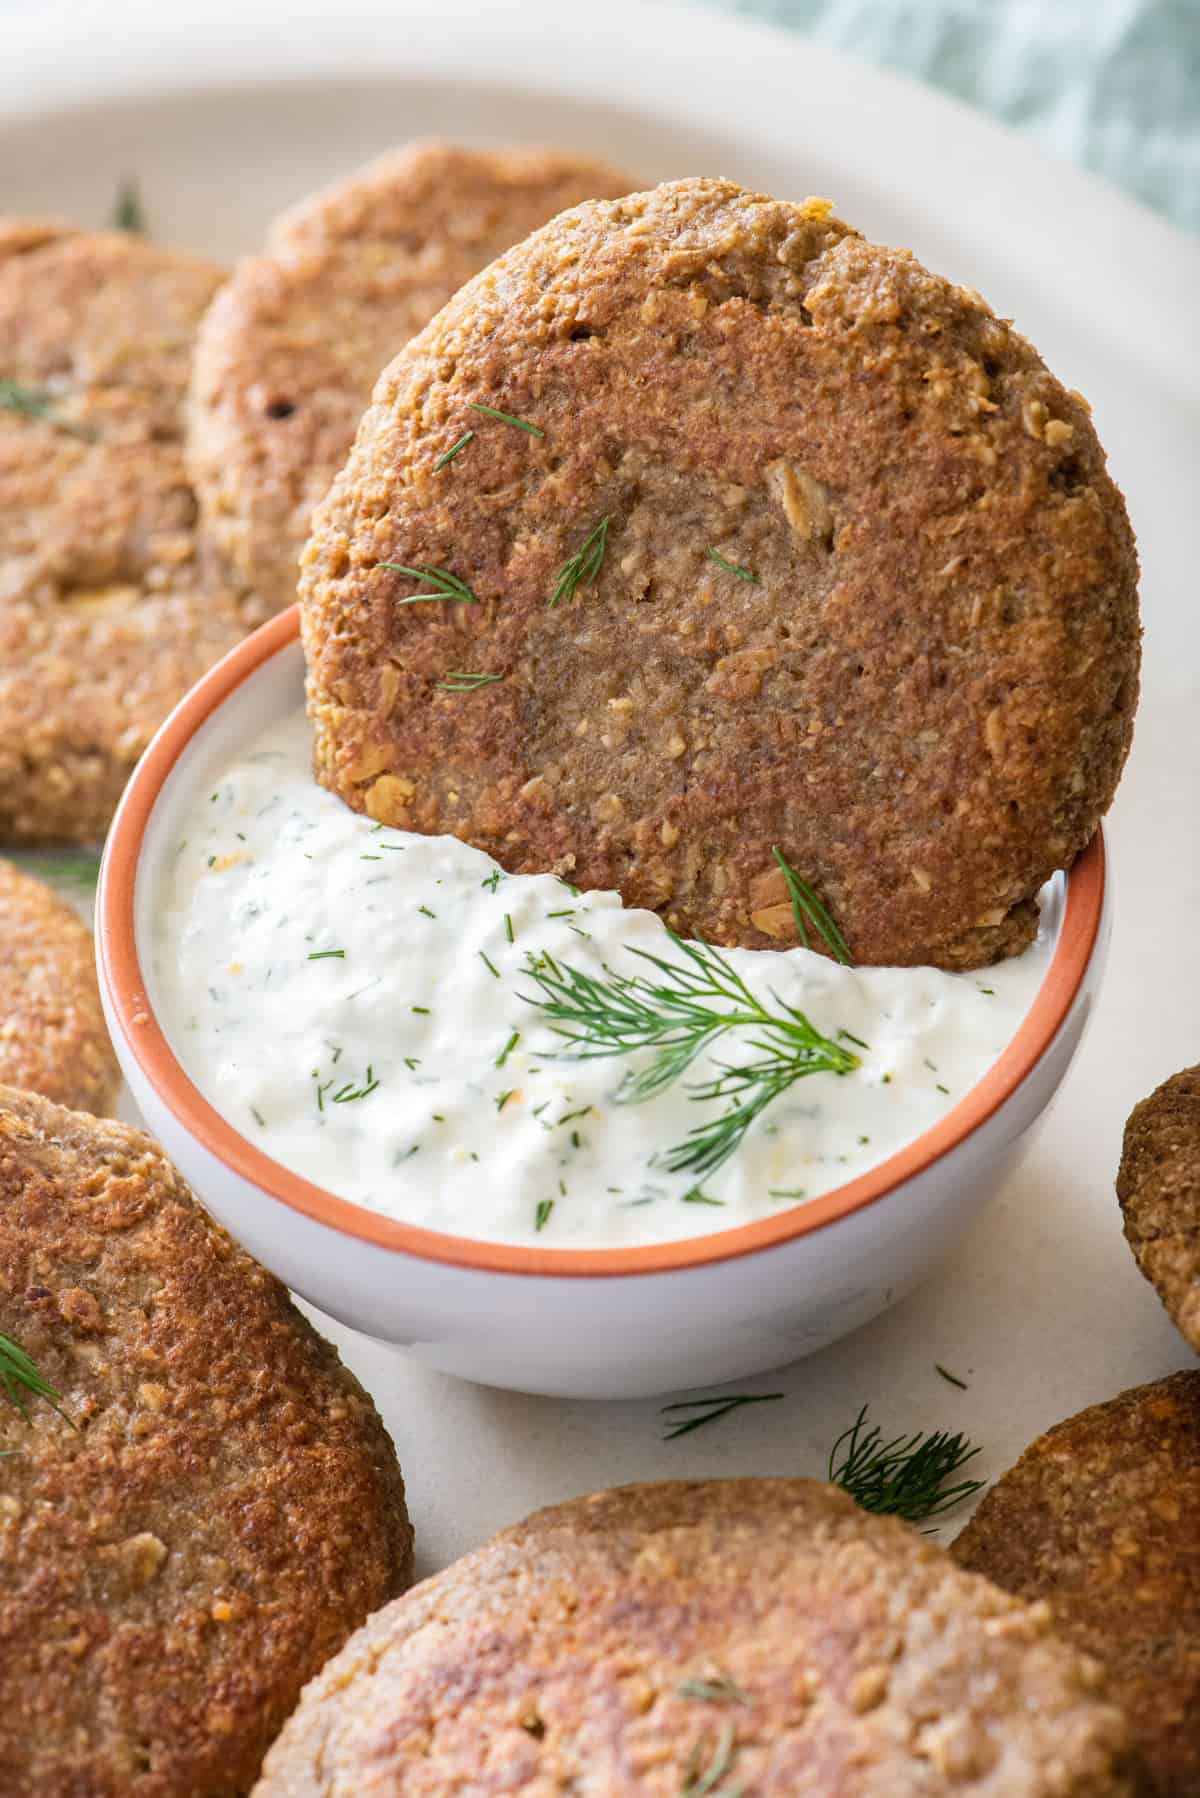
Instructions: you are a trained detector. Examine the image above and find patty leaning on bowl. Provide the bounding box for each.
[0,1086,413,1798]
[300,175,1140,970]
[187,141,634,616]
[255,1477,1144,1795]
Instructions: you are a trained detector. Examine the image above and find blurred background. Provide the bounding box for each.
[692,0,1199,231]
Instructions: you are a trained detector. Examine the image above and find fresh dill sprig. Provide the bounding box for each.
[13,852,102,892]
[681,1722,739,1796]
[548,515,609,608]
[935,1363,969,1391]
[771,847,851,964]
[677,1677,749,1706]
[112,176,146,233]
[521,933,859,1178]
[307,948,346,960]
[707,548,758,584]
[434,429,474,471]
[660,1391,784,1440]
[0,1330,70,1426]
[435,671,503,691]
[828,1405,984,1523]
[469,401,544,437]
[331,1065,380,1104]
[535,1198,554,1231]
[379,561,479,605]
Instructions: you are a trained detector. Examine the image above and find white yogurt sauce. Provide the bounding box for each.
[151,709,1053,1248]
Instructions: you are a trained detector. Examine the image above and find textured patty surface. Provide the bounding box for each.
[0,1087,413,1797]
[0,859,119,1114]
[0,225,257,843]
[301,177,1139,968]
[1117,1068,1200,1351]
[255,1477,1141,1796]
[188,142,633,615]
[953,1372,1200,1797]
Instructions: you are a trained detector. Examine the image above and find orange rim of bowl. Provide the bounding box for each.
[98,606,1105,1279]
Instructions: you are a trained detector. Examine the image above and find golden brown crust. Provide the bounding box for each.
[953,1373,1200,1797]
[1117,1068,1200,1350]
[188,142,634,614]
[0,859,119,1114]
[301,177,1139,968]
[0,1086,413,1797]
[0,228,259,843]
[256,1477,1141,1796]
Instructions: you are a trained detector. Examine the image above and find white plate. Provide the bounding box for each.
[5,0,1198,1580]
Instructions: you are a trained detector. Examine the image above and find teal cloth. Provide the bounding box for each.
[690,0,1200,234]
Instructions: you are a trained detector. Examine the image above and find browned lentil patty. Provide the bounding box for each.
[0,1085,413,1796]
[0,858,119,1114]
[0,225,259,844]
[301,177,1139,969]
[187,142,633,615]
[255,1477,1142,1796]
[953,1372,1200,1797]
[1117,1068,1200,1351]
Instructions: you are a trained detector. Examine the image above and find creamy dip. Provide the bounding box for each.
[151,710,1053,1248]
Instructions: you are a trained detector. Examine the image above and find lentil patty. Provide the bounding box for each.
[954,1372,1200,1797]
[187,142,633,615]
[255,1477,1141,1795]
[0,225,257,843]
[1117,1067,1200,1351]
[301,177,1139,968]
[0,858,119,1114]
[0,1086,412,1797]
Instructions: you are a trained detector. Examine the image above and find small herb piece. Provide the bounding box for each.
[681,1186,724,1206]
[15,852,102,892]
[504,913,515,943]
[935,1364,969,1391]
[469,401,544,437]
[496,1030,521,1067]
[660,1391,784,1441]
[482,869,504,893]
[379,562,479,605]
[307,949,346,960]
[828,1405,984,1523]
[418,905,436,919]
[548,515,609,608]
[479,950,501,979]
[112,176,146,233]
[412,1005,430,1015]
[434,429,474,471]
[496,1089,515,1112]
[0,1330,71,1426]
[0,378,55,423]
[707,548,758,584]
[249,1105,267,1127]
[677,1677,749,1706]
[332,1066,380,1103]
[771,847,852,964]
[535,1198,554,1231]
[435,671,503,691]
[522,934,858,1179]
[681,1721,739,1796]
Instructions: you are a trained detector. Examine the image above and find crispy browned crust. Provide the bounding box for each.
[0,1087,413,1797]
[255,1477,1142,1796]
[0,228,260,843]
[187,142,634,615]
[1117,1068,1200,1351]
[301,177,1139,969]
[0,859,119,1114]
[953,1372,1200,1797]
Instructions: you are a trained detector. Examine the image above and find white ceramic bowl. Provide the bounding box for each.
[97,609,1108,1399]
